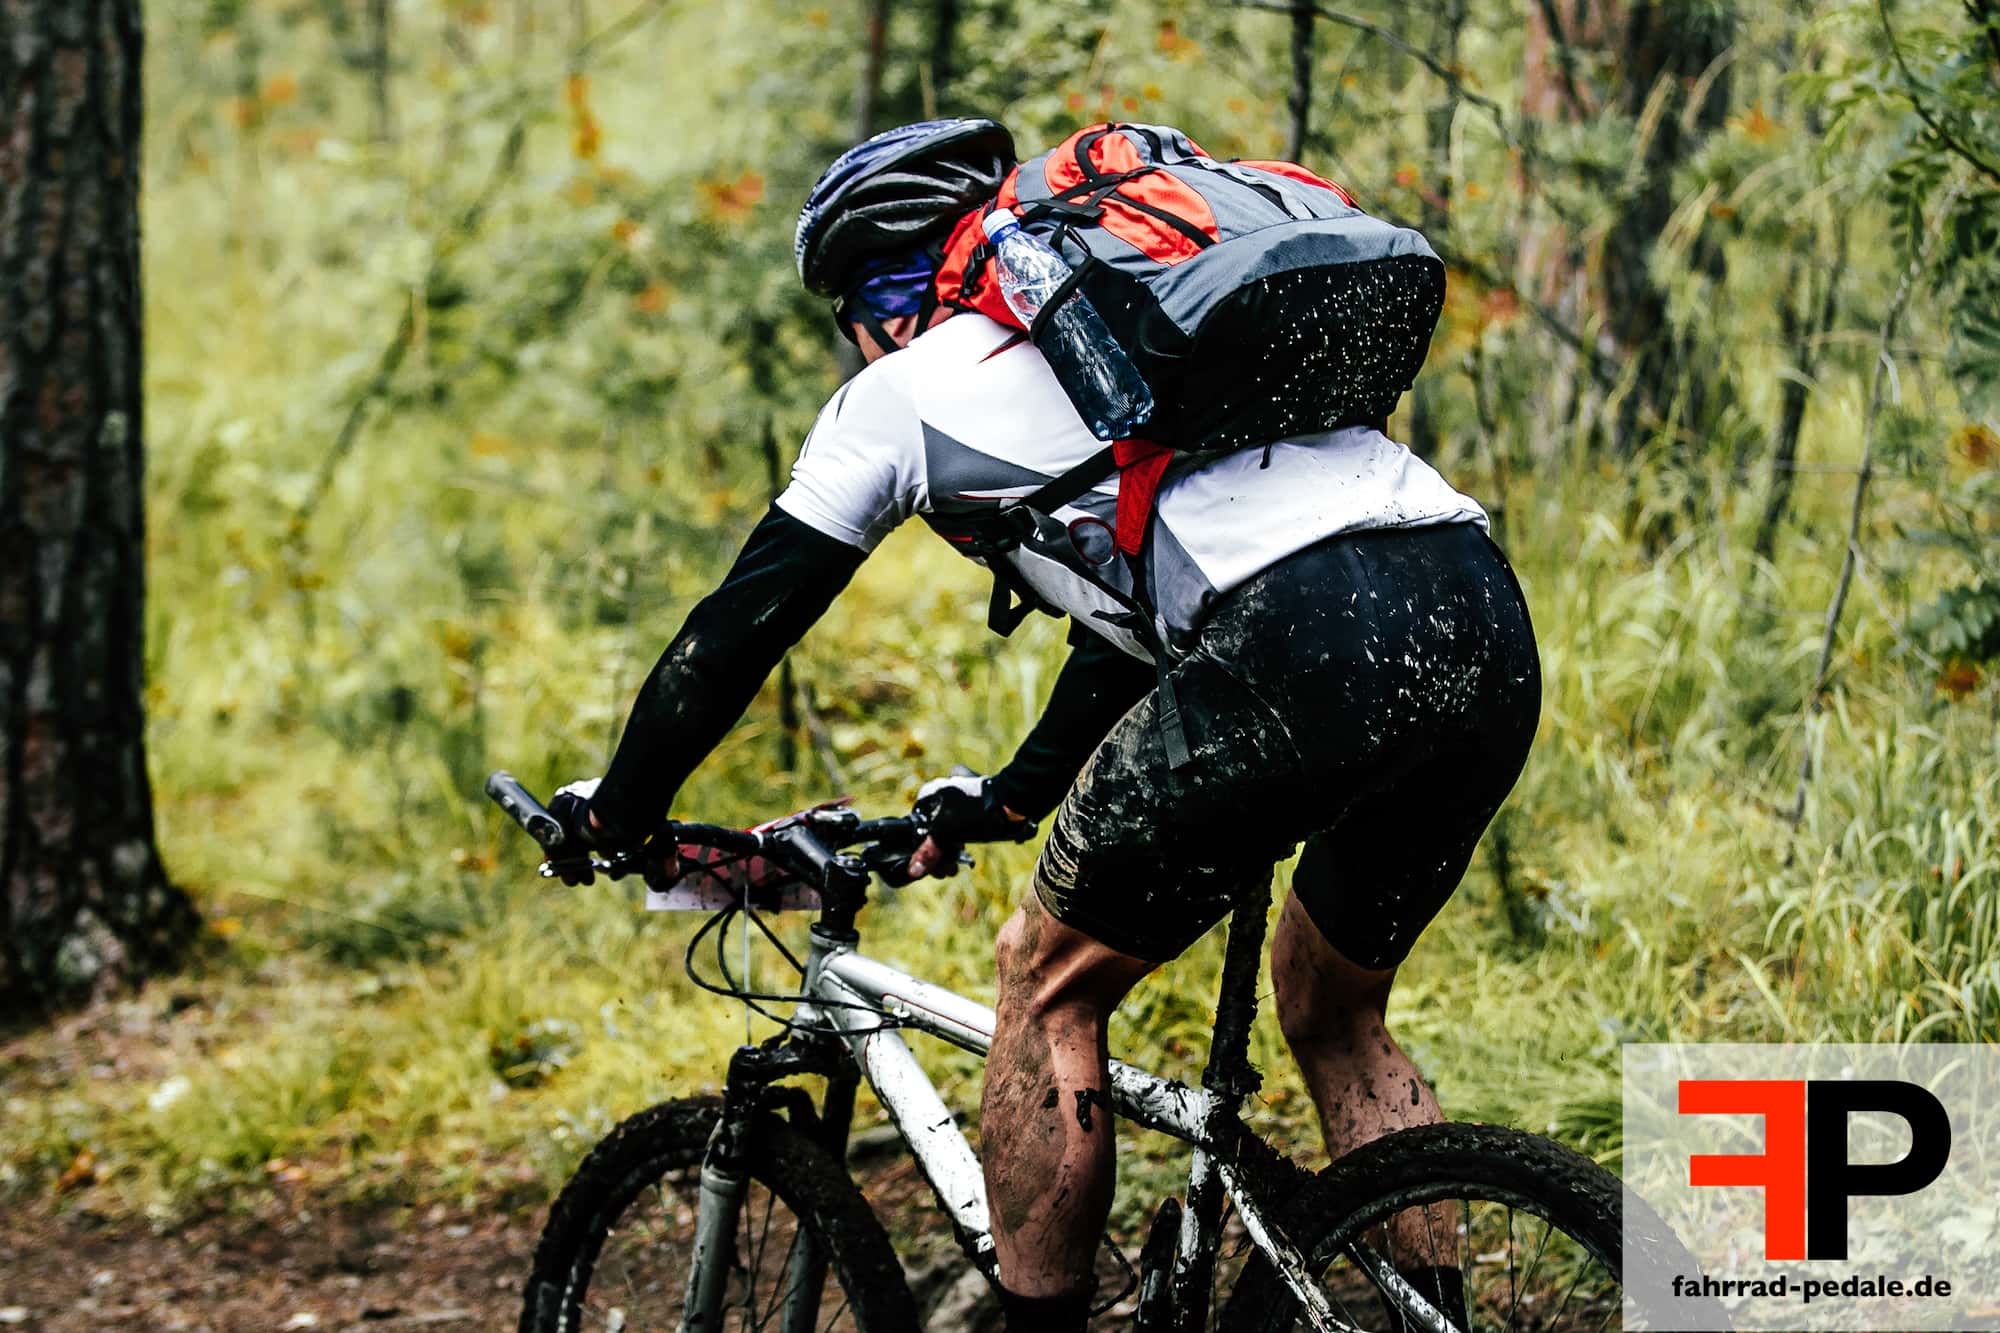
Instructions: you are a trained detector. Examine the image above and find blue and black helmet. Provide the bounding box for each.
[794,118,1015,299]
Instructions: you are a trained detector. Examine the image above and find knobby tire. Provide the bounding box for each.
[520,1095,919,1333]
[1219,1121,1728,1332]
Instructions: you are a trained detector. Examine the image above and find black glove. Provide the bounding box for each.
[914,772,1037,847]
[546,777,612,886]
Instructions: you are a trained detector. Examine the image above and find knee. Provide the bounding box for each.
[993,901,1150,1025]
[994,910,1035,992]
[994,907,1063,1022]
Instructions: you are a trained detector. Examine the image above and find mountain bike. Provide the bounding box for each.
[487,771,1721,1332]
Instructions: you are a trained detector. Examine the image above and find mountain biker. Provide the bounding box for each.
[549,118,1540,1331]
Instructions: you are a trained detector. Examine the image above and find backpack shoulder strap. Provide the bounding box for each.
[1016,444,1118,517]
[1008,441,1195,769]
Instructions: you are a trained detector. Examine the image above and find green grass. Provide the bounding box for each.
[4,0,1996,1229]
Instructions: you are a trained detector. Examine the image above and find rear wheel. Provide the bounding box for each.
[521,1096,919,1333]
[1219,1122,1727,1332]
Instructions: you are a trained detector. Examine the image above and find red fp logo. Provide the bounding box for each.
[1677,1078,1951,1261]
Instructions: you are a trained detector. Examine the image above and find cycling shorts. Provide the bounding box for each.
[1033,521,1541,967]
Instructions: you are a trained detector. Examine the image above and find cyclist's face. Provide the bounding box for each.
[849,308,955,364]
[852,314,917,363]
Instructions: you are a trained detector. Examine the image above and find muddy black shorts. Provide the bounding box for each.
[1033,522,1541,967]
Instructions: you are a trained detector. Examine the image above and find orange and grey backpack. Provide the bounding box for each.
[927,123,1447,764]
[933,122,1444,457]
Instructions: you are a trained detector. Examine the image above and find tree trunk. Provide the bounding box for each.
[1600,1,1735,454]
[1284,0,1313,163]
[368,0,394,144]
[1405,0,1469,462]
[853,0,890,143]
[928,0,959,112]
[1518,0,1736,458]
[0,0,198,1014]
[1752,214,1846,560]
[835,0,892,382]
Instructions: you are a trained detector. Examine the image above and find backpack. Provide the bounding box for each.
[931,122,1445,457]
[925,124,1446,767]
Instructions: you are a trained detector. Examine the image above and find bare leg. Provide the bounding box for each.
[1271,890,1452,1274]
[1271,891,1443,1153]
[982,894,1154,1306]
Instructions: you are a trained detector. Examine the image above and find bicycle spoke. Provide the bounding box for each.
[757,1256,804,1332]
[1458,1195,1470,1308]
[1542,1250,1593,1332]
[1321,1252,1370,1333]
[1506,1204,1517,1324]
[748,1188,778,1327]
[1418,1204,1454,1333]
[759,1232,820,1332]
[820,1294,851,1333]
[1501,1214,1554,1332]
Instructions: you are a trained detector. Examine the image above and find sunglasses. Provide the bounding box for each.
[831,259,938,344]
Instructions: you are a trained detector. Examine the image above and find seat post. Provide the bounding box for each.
[1200,873,1273,1104]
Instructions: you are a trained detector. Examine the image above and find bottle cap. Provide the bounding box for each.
[981,209,1019,243]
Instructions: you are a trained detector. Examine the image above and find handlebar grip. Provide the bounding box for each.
[485,771,566,855]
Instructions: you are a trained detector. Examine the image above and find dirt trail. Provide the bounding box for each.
[0,1158,1017,1332]
[0,1203,529,1332]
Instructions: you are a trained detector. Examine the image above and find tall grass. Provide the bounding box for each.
[3,0,1994,1223]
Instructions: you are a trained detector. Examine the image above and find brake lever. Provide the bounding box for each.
[865,840,974,887]
[536,850,653,882]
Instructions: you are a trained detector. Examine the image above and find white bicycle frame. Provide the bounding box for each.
[783,929,1433,1333]
[478,771,1459,1333]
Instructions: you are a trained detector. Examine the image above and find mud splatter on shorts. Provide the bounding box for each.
[1033,521,1541,966]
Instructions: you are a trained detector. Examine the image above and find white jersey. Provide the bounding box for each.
[776,314,1488,661]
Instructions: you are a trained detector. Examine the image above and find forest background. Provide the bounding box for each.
[3,0,1998,1321]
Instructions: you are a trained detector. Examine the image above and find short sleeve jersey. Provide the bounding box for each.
[776,314,1488,662]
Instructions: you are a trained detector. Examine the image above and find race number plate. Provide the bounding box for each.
[643,842,823,912]
[642,803,849,912]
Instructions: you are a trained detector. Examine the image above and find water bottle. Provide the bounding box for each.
[982,210,1154,441]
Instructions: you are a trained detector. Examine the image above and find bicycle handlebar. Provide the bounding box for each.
[483,770,931,894]
[485,771,567,854]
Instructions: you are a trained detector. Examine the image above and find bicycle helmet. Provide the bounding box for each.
[794,118,1016,299]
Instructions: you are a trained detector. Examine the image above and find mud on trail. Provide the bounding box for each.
[3,1141,1175,1330]
[0,1202,531,1331]
[0,1170,1008,1332]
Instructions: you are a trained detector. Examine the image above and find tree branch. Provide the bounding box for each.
[1788,176,1968,829]
[1877,0,2000,188]
[1532,0,1592,118]
[1963,0,2000,81]
[575,0,671,65]
[289,0,667,542]
[1235,0,1511,128]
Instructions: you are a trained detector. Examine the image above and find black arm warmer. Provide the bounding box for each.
[590,505,865,834]
[986,624,1155,821]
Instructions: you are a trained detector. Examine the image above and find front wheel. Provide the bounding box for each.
[1219,1121,1728,1332]
[521,1096,919,1333]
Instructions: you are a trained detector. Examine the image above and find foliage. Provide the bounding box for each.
[2,0,1996,1240]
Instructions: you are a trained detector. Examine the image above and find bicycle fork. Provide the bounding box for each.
[684,1157,748,1331]
[684,1155,834,1333]
[680,1039,856,1333]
